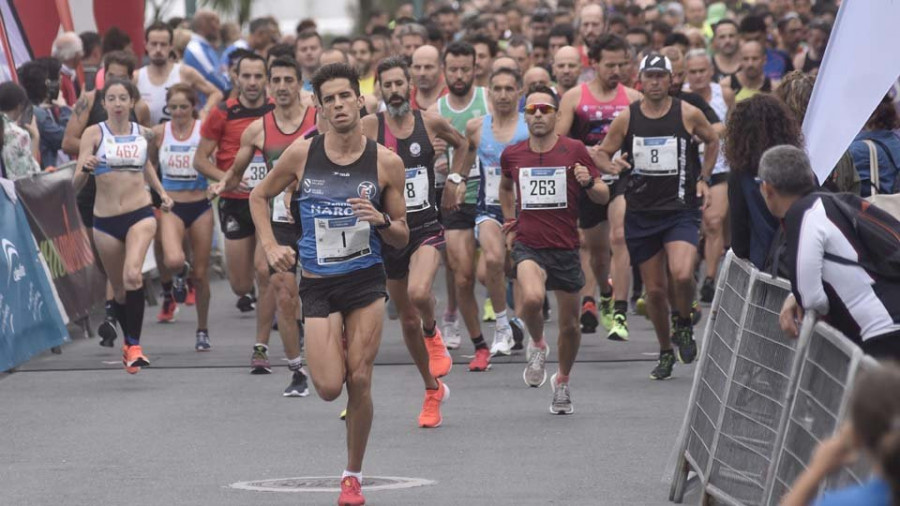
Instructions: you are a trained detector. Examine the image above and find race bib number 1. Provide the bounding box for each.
[243,155,268,188]
[519,167,567,210]
[404,167,430,212]
[314,216,372,265]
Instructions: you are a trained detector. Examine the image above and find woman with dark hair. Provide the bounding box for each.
[849,95,900,197]
[72,78,172,374]
[0,81,41,180]
[725,93,803,269]
[18,58,72,169]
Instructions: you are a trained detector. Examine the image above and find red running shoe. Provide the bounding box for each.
[468,348,491,372]
[338,476,365,505]
[418,380,449,428]
[424,327,452,378]
[185,281,196,306]
[157,297,177,323]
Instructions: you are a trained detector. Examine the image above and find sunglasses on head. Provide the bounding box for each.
[524,103,557,115]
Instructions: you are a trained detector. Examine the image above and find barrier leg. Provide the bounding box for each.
[670,455,690,502]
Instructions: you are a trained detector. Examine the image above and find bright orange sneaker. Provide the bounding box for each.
[185,282,196,306]
[424,328,452,378]
[157,297,177,323]
[123,344,150,374]
[418,380,449,428]
[338,476,365,506]
[468,348,491,372]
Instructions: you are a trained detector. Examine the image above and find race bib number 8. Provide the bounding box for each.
[106,135,147,171]
[243,155,268,188]
[161,145,197,180]
[632,136,679,176]
[483,166,502,206]
[314,216,372,265]
[519,167,567,210]
[404,167,430,212]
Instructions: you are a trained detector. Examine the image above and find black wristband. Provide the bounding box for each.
[375,212,391,230]
[580,177,595,189]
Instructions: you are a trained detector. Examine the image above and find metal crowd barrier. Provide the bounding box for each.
[668,253,877,505]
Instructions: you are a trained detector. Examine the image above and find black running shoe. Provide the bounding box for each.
[650,351,676,380]
[691,301,702,326]
[700,278,715,304]
[672,323,698,364]
[542,297,551,322]
[236,294,255,313]
[510,318,524,351]
[173,263,191,303]
[284,369,310,397]
[98,317,117,347]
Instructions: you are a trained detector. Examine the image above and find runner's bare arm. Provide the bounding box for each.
[62,92,93,156]
[251,139,308,270]
[135,101,152,127]
[72,126,100,192]
[591,108,631,173]
[147,124,165,172]
[498,171,516,222]
[212,119,263,195]
[431,113,469,177]
[625,87,643,102]
[193,136,225,181]
[141,128,169,207]
[349,146,409,249]
[360,114,378,140]
[574,162,610,205]
[182,66,224,119]
[554,86,579,136]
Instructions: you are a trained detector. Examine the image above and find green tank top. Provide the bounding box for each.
[437,87,489,204]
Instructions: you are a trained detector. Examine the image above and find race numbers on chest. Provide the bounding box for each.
[519,167,567,210]
[483,166,502,206]
[105,135,147,170]
[242,154,268,189]
[404,166,430,212]
[632,136,679,176]
[161,145,197,180]
[314,216,372,265]
[272,190,292,223]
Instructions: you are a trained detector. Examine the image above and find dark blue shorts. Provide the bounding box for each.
[93,206,156,242]
[171,199,212,228]
[625,209,701,266]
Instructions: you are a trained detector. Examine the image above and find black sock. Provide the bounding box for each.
[614,300,628,315]
[104,299,115,319]
[124,288,145,346]
[582,295,595,305]
[161,281,173,295]
[423,320,436,337]
[600,290,612,299]
[676,316,692,328]
[472,335,488,350]
[113,300,127,334]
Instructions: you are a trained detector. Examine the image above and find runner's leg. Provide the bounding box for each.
[343,299,385,473]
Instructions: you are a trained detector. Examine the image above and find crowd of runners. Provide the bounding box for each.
[3,0,862,503]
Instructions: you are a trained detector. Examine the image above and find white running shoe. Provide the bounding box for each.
[490,325,513,356]
[442,316,461,350]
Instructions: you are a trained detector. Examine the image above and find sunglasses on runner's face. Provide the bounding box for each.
[524,103,557,115]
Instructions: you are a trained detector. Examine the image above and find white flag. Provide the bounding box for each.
[803,0,900,183]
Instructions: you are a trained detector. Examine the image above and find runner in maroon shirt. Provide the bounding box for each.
[499,85,609,415]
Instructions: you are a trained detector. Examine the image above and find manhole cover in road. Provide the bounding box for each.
[230,476,435,493]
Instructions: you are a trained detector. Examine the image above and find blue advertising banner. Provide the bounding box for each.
[0,187,68,372]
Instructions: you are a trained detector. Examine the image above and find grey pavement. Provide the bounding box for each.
[1,272,705,505]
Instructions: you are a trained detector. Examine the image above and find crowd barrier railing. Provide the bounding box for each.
[668,252,876,505]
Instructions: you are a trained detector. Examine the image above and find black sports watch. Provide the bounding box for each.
[581,177,595,189]
[375,212,392,230]
[700,175,712,185]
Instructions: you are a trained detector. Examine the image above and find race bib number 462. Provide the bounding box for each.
[519,167,567,210]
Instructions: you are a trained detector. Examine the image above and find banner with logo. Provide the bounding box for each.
[0,183,68,372]
[14,168,105,321]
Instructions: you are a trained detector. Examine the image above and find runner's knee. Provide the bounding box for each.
[313,379,343,401]
[163,251,185,272]
[123,267,143,290]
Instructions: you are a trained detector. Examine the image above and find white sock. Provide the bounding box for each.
[255,343,268,351]
[495,310,510,330]
[287,356,303,371]
[342,470,362,481]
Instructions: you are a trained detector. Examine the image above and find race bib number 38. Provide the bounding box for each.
[314,216,371,265]
[243,155,268,188]
[404,167,430,212]
[519,167,567,210]
[632,136,679,176]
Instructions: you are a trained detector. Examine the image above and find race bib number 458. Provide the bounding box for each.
[519,167,567,210]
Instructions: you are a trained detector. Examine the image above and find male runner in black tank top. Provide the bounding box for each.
[591,54,719,381]
[361,57,468,428]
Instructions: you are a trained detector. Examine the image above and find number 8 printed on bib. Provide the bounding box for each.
[314,216,372,265]
[632,136,679,176]
[519,167,567,210]
[404,167,430,212]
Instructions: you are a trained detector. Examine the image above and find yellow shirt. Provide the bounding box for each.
[359,74,375,97]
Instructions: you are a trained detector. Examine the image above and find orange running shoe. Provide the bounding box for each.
[468,348,491,372]
[185,281,196,306]
[418,380,449,428]
[157,296,177,323]
[122,345,150,374]
[424,328,452,378]
[338,476,365,506]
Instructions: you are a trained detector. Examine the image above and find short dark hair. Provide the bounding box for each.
[443,40,476,64]
[664,32,690,48]
[103,50,136,74]
[548,23,575,45]
[608,14,628,30]
[650,20,672,37]
[713,18,739,36]
[0,81,27,112]
[532,37,549,51]
[376,56,410,84]
[532,9,553,24]
[166,17,185,30]
[589,34,629,62]
[80,31,101,56]
[228,48,255,68]
[351,36,375,53]
[296,29,322,45]
[267,43,294,61]
[739,15,767,34]
[465,34,498,58]
[237,53,267,74]
[33,56,61,79]
[145,21,173,44]
[626,26,650,40]
[16,62,47,104]
[525,84,558,107]
[489,67,522,88]
[101,26,131,54]
[331,36,352,47]
[268,56,302,81]
[295,19,317,35]
[101,77,139,102]
[507,35,531,52]
[249,17,271,34]
[311,63,361,103]
[434,5,457,17]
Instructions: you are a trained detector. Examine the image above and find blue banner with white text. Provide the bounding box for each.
[0,188,68,372]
